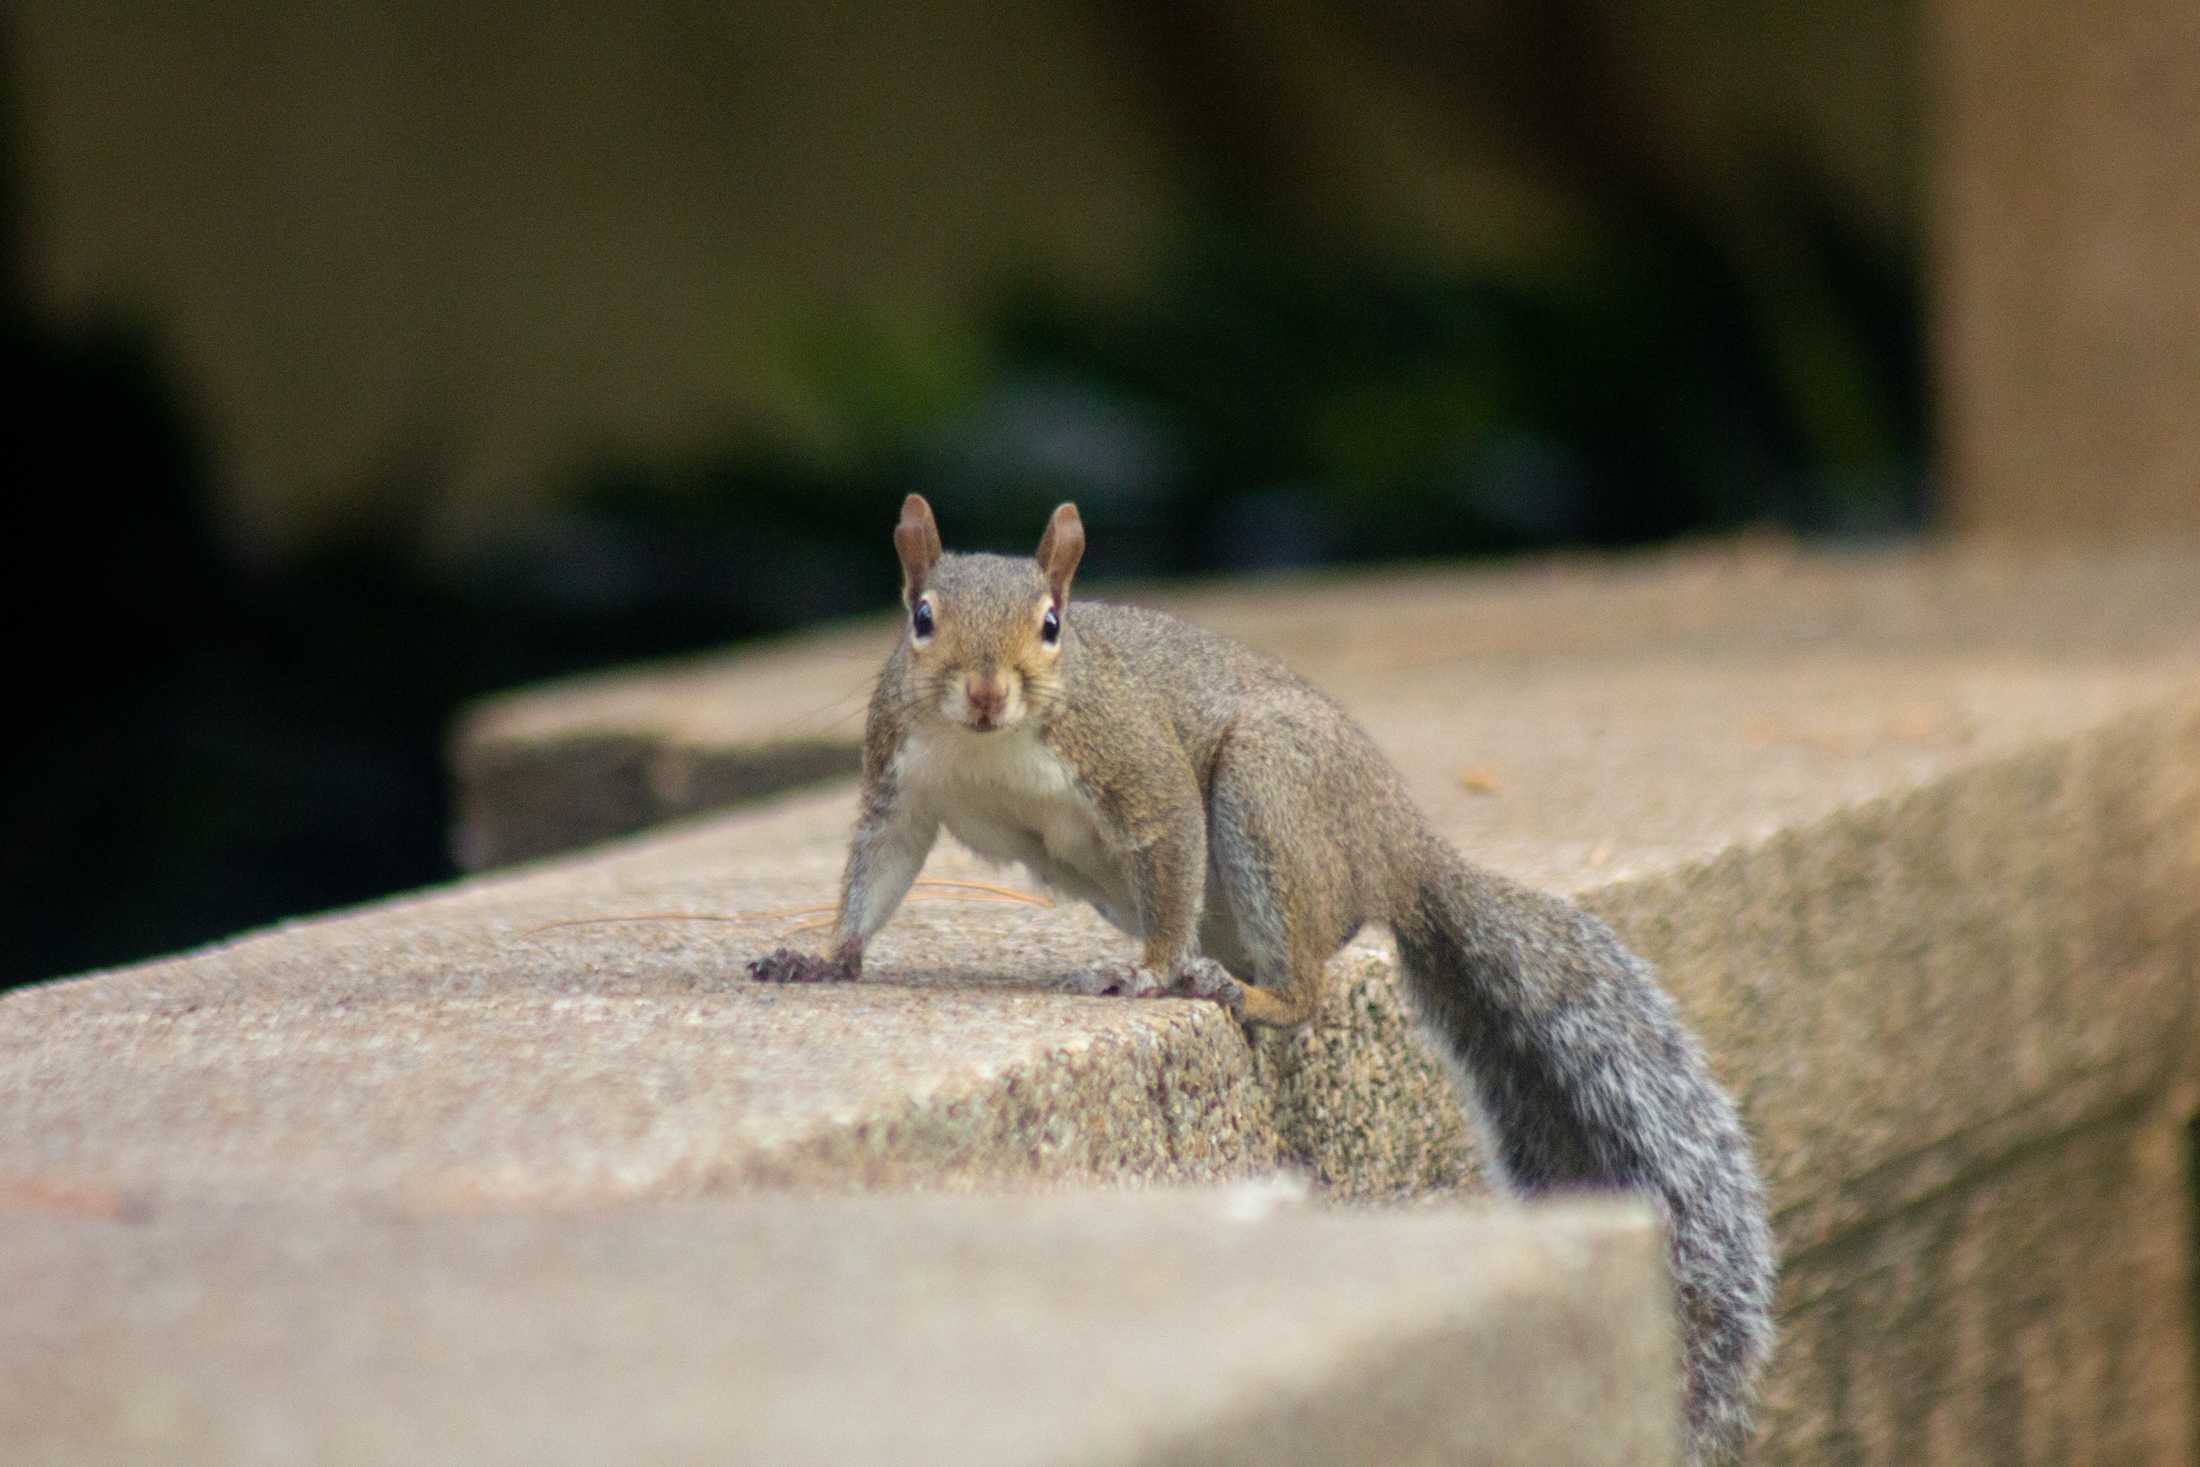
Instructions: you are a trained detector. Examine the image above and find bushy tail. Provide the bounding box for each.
[1389,837,1775,1465]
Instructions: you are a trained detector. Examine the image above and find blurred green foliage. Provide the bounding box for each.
[584,174,1922,593]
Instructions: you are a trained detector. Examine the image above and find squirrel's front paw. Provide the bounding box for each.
[1061,962,1168,999]
[748,947,860,984]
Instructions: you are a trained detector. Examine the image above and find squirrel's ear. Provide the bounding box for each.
[895,494,942,600]
[1035,502,1084,603]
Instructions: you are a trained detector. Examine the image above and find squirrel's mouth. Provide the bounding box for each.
[945,673,1024,732]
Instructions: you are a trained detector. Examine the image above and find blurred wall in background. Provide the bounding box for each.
[1933,0,2200,535]
[15,0,1920,555]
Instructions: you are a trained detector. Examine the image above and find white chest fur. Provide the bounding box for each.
[893,723,1135,926]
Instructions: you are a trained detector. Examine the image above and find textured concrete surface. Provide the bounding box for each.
[0,1191,1676,1467]
[1763,1098,2196,1465]
[452,539,2200,865]
[9,543,2200,1463]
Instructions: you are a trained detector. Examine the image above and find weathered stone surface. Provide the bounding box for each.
[1587,697,2200,1258]
[9,543,2200,1463]
[0,1191,1677,1467]
[2,918,1285,1205]
[1763,1096,2196,1465]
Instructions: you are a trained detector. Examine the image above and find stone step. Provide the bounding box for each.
[0,1190,1676,1467]
[8,541,2200,1463]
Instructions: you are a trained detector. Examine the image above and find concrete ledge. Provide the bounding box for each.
[0,1192,1676,1467]
[450,539,2200,869]
[9,542,2200,1462]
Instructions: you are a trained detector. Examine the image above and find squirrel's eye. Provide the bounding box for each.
[1041,607,1061,644]
[911,601,935,640]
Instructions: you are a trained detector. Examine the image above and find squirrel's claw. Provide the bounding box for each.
[748,947,860,984]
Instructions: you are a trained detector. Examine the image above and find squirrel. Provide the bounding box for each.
[750,496,1775,1464]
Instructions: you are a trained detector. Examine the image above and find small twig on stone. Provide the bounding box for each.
[910,879,1054,906]
[522,908,835,937]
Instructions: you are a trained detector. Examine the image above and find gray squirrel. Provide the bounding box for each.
[751,497,1775,1463]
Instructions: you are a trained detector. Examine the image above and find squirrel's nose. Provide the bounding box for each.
[966,673,1007,721]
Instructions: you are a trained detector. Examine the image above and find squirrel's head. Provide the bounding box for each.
[892,494,1082,735]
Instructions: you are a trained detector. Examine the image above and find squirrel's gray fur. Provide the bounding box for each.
[752,498,1775,1464]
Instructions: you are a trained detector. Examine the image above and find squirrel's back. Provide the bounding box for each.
[1056,600,1371,755]
[1065,600,1312,696]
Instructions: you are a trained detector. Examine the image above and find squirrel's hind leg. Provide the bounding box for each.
[1200,742,1351,1031]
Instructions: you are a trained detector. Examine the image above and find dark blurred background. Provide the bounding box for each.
[2,1,1930,988]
